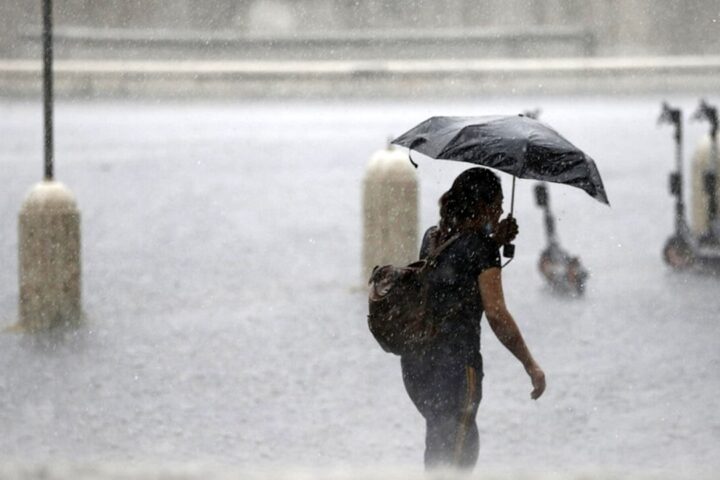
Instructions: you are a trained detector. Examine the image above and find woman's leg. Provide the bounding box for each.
[402,356,483,470]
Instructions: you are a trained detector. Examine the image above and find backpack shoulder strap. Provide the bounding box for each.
[425,232,461,266]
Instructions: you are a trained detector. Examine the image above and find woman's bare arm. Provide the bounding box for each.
[479,267,546,400]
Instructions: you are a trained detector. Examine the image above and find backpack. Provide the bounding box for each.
[367,233,460,356]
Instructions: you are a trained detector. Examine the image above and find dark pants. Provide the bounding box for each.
[401,352,483,470]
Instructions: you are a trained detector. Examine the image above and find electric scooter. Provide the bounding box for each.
[534,183,589,295]
[660,101,720,272]
[692,99,720,245]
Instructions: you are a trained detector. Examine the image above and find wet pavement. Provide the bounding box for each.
[0,96,718,471]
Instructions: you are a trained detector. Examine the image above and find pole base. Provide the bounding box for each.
[18,181,82,332]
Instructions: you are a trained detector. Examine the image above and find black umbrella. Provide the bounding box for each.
[391,114,609,257]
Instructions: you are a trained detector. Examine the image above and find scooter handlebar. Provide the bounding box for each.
[692,99,718,136]
[658,101,681,127]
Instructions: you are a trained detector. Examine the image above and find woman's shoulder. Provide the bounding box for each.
[456,229,496,249]
[423,225,439,238]
[419,226,440,259]
[451,230,500,269]
[462,231,501,271]
[421,227,498,260]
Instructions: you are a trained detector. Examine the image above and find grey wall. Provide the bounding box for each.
[0,0,718,59]
[584,0,720,56]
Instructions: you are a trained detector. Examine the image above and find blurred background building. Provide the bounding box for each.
[1,0,718,59]
[0,0,717,97]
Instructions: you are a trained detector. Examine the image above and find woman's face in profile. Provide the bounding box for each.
[486,193,504,227]
[470,192,503,231]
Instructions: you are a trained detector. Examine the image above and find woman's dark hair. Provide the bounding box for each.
[437,167,502,241]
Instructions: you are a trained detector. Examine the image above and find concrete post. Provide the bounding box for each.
[689,135,720,235]
[362,145,418,282]
[18,181,82,331]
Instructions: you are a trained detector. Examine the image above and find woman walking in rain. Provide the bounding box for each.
[401,167,546,470]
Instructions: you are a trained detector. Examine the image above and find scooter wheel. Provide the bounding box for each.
[663,236,694,270]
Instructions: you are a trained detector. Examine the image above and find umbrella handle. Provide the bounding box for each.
[509,175,516,216]
[503,176,517,259]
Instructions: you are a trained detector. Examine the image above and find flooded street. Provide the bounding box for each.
[1,96,718,471]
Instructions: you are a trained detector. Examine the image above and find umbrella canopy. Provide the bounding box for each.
[392,115,609,205]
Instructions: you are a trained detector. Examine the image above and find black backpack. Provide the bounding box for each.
[367,233,459,356]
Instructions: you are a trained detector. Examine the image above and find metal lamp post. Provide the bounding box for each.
[43,0,54,181]
[15,0,82,332]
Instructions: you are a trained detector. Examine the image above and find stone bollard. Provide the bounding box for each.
[362,145,418,282]
[689,135,720,235]
[17,181,82,332]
